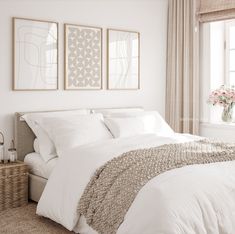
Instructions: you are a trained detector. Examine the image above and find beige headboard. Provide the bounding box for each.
[14,107,143,161]
[15,112,35,161]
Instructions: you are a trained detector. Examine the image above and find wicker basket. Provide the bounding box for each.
[0,161,28,211]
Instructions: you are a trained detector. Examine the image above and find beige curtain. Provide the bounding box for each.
[165,0,199,134]
[198,0,235,22]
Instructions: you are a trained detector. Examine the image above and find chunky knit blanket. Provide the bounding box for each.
[78,139,235,234]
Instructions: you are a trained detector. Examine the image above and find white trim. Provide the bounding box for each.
[225,20,235,86]
[200,121,235,130]
[199,23,211,123]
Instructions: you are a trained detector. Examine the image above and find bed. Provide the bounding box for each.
[14,107,143,202]
[14,108,235,234]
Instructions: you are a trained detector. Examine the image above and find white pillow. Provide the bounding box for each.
[39,113,113,156]
[104,111,174,138]
[92,108,144,116]
[22,109,89,161]
[33,138,40,154]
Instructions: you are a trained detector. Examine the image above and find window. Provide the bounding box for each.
[200,19,235,123]
[209,20,235,88]
[225,21,235,87]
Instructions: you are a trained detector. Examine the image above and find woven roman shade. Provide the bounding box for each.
[198,0,235,22]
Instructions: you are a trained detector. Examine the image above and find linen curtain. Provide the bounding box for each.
[165,0,199,134]
[198,0,235,22]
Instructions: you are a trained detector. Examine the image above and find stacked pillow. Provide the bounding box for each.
[38,113,113,155]
[22,109,89,161]
[23,109,174,160]
[92,108,144,116]
[33,138,40,154]
[104,111,174,138]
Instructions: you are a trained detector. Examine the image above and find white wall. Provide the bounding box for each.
[200,122,235,142]
[0,0,168,146]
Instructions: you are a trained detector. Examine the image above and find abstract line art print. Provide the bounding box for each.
[107,29,140,90]
[65,24,102,90]
[13,18,58,90]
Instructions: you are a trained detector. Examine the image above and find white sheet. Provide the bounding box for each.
[24,153,58,179]
[37,133,235,234]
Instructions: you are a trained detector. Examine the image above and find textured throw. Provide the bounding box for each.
[78,139,235,234]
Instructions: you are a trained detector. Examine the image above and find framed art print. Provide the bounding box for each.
[13,17,58,90]
[107,29,140,90]
[64,24,102,90]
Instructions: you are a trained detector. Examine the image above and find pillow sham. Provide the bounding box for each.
[33,138,40,154]
[22,109,89,162]
[24,117,56,162]
[104,111,174,138]
[39,113,113,156]
[92,108,144,116]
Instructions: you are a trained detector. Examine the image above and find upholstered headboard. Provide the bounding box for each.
[14,107,143,161]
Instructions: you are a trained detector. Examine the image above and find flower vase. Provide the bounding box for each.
[222,105,234,123]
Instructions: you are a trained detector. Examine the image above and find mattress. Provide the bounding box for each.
[24,152,58,179]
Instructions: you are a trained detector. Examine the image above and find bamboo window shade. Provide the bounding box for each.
[198,0,235,22]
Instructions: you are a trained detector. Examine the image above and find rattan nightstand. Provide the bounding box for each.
[0,161,28,211]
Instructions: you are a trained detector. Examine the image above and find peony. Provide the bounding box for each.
[208,85,235,107]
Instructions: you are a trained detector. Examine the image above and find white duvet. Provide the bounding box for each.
[37,133,235,234]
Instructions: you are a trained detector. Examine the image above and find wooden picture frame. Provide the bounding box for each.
[13,17,59,90]
[64,24,102,90]
[107,29,140,90]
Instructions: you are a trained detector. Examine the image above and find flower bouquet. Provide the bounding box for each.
[208,85,235,122]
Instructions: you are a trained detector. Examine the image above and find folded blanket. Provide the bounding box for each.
[78,139,235,234]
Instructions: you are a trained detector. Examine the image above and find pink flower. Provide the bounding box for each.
[208,85,235,107]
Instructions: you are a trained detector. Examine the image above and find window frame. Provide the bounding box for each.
[225,20,235,86]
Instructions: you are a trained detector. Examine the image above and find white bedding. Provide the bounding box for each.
[24,153,58,179]
[37,133,235,234]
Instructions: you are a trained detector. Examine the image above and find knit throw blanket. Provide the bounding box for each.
[78,139,235,234]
